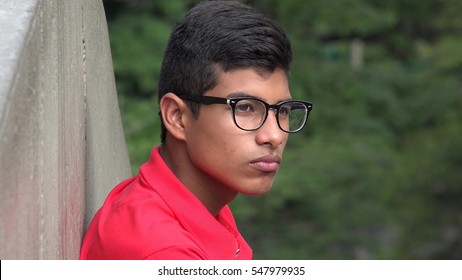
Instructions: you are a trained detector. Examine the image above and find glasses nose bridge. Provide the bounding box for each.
[261,104,283,130]
[266,104,280,115]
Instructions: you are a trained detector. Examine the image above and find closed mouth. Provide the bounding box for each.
[250,155,281,172]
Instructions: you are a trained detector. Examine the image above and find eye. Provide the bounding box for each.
[279,105,291,116]
[234,99,266,117]
[236,102,254,113]
[235,100,260,114]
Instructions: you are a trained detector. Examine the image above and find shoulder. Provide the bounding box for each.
[81,176,208,259]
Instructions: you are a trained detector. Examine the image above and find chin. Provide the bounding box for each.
[229,173,277,196]
[241,182,274,196]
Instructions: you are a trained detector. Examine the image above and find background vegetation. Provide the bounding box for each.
[102,0,462,259]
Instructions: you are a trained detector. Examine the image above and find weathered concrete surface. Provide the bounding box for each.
[0,0,131,259]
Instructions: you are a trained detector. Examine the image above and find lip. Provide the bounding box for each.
[250,155,282,172]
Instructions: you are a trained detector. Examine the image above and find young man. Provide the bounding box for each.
[80,0,312,259]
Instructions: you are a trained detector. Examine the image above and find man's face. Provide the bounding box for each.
[184,68,290,196]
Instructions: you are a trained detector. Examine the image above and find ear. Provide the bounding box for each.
[159,93,190,142]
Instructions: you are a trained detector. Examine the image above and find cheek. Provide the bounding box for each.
[187,120,236,162]
[191,132,242,168]
[190,111,245,159]
[189,131,252,189]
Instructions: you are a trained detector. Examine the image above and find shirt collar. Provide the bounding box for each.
[139,147,251,259]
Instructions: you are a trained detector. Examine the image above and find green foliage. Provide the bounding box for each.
[104,0,462,259]
[118,95,161,173]
[109,14,171,97]
[104,0,194,97]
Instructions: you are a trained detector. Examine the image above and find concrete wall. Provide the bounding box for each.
[0,0,132,259]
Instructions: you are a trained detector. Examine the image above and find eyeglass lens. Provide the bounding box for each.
[233,99,307,132]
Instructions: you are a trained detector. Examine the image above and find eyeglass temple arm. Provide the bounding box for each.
[178,95,229,105]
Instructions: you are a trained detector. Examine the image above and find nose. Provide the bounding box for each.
[255,110,286,148]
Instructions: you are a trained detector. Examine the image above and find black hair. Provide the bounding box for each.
[158,0,292,143]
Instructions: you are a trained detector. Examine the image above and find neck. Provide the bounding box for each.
[159,143,238,216]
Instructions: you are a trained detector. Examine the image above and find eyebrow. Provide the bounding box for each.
[226,92,255,98]
[226,92,293,104]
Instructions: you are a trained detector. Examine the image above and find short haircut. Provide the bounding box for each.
[158,0,292,143]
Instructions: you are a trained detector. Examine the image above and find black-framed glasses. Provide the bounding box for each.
[179,95,313,133]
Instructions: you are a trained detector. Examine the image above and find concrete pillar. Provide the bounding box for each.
[0,0,131,259]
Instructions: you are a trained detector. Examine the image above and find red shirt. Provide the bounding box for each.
[80,147,252,259]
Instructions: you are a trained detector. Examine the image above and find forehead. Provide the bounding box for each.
[207,68,291,102]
